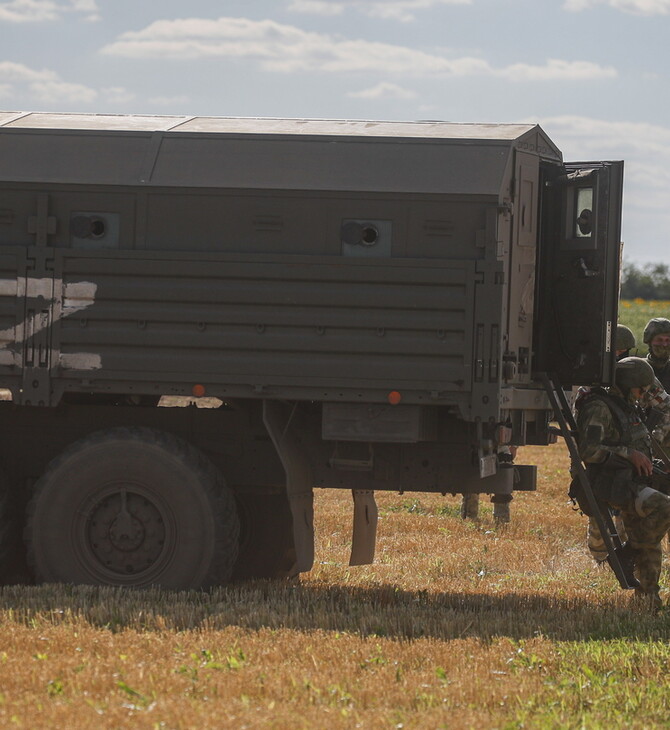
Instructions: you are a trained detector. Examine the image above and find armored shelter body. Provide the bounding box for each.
[0,112,623,587]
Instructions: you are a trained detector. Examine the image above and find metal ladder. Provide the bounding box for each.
[540,374,639,590]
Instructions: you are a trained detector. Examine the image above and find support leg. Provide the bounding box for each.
[349,489,378,566]
[491,493,512,525]
[461,493,480,520]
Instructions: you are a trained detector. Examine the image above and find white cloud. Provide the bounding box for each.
[287,1,344,16]
[563,0,670,14]
[0,0,99,22]
[287,0,471,22]
[540,115,670,210]
[0,0,57,22]
[101,17,617,81]
[149,94,190,106]
[538,116,670,263]
[101,86,135,104]
[0,60,53,81]
[500,59,616,81]
[0,60,97,102]
[29,78,96,103]
[540,116,670,157]
[348,82,417,99]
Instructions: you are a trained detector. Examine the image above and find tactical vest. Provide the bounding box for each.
[577,388,652,508]
[580,387,651,457]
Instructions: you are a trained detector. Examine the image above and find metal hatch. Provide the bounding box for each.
[532,160,623,386]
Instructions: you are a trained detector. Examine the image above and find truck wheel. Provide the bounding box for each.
[232,491,297,580]
[25,427,239,589]
[0,468,30,584]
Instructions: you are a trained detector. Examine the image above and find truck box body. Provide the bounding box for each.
[0,113,623,588]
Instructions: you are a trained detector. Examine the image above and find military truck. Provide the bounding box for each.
[0,112,622,589]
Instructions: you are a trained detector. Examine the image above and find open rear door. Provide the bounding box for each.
[533,160,623,386]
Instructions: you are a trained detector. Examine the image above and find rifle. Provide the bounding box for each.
[644,407,670,493]
[650,440,670,495]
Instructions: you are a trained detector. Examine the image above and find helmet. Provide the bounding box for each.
[615,324,636,351]
[615,356,655,391]
[643,317,670,344]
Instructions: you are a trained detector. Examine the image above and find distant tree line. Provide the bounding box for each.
[620,262,670,299]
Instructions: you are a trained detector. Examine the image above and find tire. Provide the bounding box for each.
[0,470,12,571]
[0,468,30,584]
[25,427,239,589]
[232,491,296,580]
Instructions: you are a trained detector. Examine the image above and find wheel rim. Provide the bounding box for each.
[74,480,177,585]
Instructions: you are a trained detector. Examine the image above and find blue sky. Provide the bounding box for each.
[1,0,669,265]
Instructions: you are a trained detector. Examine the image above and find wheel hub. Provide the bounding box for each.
[87,489,166,575]
[108,511,144,551]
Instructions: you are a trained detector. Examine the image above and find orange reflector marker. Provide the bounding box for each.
[192,384,206,398]
[387,390,402,405]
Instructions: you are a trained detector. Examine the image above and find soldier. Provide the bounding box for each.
[618,322,670,443]
[643,317,670,392]
[575,325,670,562]
[576,357,670,610]
[574,320,670,416]
[615,323,636,359]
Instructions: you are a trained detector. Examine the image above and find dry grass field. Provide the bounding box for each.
[1,299,669,728]
[1,440,670,729]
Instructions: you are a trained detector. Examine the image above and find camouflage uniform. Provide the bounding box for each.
[575,325,670,560]
[643,318,670,453]
[644,317,670,398]
[648,356,670,397]
[577,381,670,609]
[574,378,670,424]
[585,502,627,562]
[574,323,670,430]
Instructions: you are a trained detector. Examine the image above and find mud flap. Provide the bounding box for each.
[349,489,378,566]
[262,400,315,574]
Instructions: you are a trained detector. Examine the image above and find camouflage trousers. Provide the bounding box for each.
[586,513,627,562]
[586,487,670,603]
[617,488,670,602]
[621,487,670,595]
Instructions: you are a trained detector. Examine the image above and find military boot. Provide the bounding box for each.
[633,587,663,613]
[607,541,640,589]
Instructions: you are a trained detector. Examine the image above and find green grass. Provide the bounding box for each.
[505,640,670,728]
[619,299,670,353]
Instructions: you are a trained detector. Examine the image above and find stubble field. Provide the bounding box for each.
[1,300,670,728]
[1,440,670,729]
